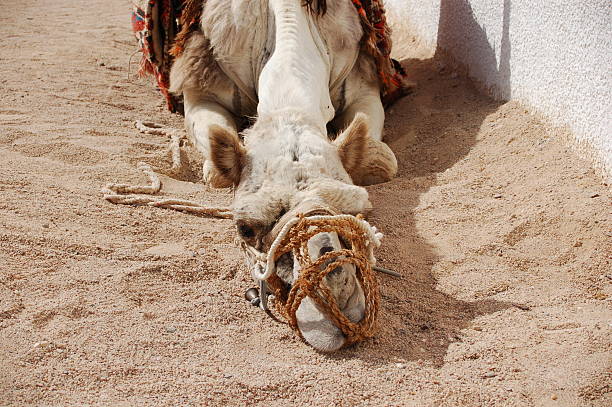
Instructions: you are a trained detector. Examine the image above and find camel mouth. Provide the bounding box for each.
[296,276,366,352]
[296,297,347,352]
[280,232,366,351]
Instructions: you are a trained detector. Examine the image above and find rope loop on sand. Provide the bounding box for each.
[102,160,233,218]
[101,121,232,218]
[134,120,185,175]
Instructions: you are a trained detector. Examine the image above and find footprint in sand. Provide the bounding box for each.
[10,142,108,165]
[32,300,92,328]
[0,285,24,323]
[0,128,37,145]
[0,110,28,125]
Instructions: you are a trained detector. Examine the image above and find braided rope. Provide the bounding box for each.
[252,214,382,346]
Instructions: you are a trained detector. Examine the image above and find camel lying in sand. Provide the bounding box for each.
[170,0,403,351]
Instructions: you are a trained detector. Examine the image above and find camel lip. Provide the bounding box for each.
[243,216,366,350]
[295,265,366,351]
[249,243,364,351]
[296,297,347,352]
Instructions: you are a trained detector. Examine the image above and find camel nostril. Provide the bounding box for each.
[328,266,343,276]
[319,246,334,257]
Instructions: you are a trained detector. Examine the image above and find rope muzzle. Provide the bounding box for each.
[242,212,383,347]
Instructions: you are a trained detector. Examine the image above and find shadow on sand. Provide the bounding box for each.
[332,0,516,366]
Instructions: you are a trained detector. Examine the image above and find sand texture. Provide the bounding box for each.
[0,1,610,406]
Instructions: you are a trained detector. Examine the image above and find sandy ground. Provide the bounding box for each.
[1,1,610,406]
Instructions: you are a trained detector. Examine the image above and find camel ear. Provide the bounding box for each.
[334,113,369,175]
[209,125,246,186]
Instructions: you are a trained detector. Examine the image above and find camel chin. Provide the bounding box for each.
[296,277,366,352]
[296,297,346,352]
[291,232,366,352]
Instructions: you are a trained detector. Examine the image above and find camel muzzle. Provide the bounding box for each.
[241,203,384,351]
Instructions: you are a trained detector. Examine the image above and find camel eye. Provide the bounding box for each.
[237,223,255,239]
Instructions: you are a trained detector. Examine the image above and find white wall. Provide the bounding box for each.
[385,0,611,177]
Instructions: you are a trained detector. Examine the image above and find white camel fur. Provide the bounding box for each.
[170,0,398,351]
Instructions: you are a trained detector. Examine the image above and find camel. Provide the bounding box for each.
[168,0,404,351]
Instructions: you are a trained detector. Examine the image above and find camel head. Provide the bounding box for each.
[208,111,372,351]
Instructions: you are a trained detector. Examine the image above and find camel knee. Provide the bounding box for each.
[351,138,398,186]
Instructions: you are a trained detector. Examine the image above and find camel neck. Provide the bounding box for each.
[256,0,334,130]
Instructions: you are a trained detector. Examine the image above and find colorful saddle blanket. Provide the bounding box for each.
[131,0,409,114]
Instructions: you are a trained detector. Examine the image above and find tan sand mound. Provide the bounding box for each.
[0,1,609,406]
